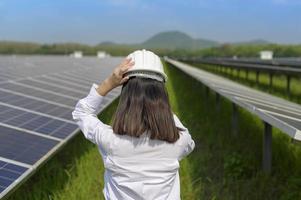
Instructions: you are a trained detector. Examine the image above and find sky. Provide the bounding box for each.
[0,0,300,45]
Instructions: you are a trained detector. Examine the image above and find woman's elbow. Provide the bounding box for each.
[72,109,83,122]
[72,101,88,121]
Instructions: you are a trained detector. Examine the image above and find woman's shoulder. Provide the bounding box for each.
[173,113,187,131]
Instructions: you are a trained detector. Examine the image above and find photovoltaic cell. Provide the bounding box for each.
[17,79,85,97]
[35,76,89,92]
[0,160,28,193]
[0,90,73,121]
[0,109,23,121]
[0,105,77,139]
[0,82,77,106]
[0,125,58,165]
[51,123,78,138]
[48,74,92,87]
[0,105,11,113]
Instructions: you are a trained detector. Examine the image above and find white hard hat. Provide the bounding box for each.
[124,49,168,82]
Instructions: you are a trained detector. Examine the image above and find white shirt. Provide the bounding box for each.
[72,83,195,200]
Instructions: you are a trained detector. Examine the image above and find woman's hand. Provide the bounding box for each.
[96,58,135,96]
[109,57,135,88]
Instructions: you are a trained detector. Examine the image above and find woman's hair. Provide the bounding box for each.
[112,76,184,143]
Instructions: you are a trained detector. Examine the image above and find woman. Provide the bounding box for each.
[72,49,195,200]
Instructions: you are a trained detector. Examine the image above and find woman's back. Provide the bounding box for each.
[72,49,195,200]
[98,114,194,199]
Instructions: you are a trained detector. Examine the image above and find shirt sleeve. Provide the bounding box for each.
[173,114,195,161]
[71,83,113,149]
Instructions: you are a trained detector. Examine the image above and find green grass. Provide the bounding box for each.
[6,62,301,200]
[164,62,301,199]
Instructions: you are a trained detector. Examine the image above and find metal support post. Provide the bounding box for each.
[216,92,220,112]
[263,122,272,174]
[256,71,259,84]
[231,103,238,135]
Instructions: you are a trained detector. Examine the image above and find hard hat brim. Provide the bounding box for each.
[124,69,167,82]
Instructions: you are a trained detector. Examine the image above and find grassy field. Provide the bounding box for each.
[164,62,301,199]
[6,61,301,200]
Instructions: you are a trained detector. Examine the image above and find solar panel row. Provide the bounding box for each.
[165,58,301,140]
[165,57,301,173]
[0,56,123,198]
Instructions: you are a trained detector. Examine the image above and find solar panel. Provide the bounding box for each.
[0,82,78,107]
[34,76,90,91]
[49,74,93,86]
[0,56,123,198]
[166,58,301,174]
[0,160,28,193]
[0,106,77,139]
[165,58,301,140]
[0,125,59,164]
[18,78,86,97]
[0,90,74,120]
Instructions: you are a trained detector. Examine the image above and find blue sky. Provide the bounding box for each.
[0,0,300,44]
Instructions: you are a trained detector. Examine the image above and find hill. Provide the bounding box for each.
[1,31,300,57]
[140,31,219,50]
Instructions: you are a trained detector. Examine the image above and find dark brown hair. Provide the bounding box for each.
[112,76,184,143]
